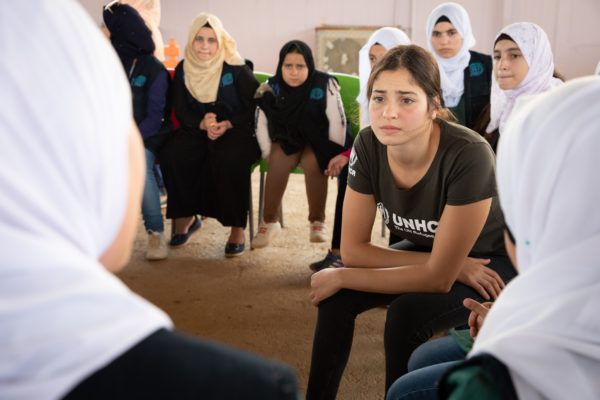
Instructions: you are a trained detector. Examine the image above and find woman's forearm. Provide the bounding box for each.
[341,241,430,268]
[338,263,451,294]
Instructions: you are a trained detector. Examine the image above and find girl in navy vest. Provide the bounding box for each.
[426,2,492,133]
[160,13,260,257]
[253,40,348,248]
[103,3,170,260]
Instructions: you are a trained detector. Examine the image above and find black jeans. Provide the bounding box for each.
[62,329,298,400]
[331,165,348,250]
[306,255,516,400]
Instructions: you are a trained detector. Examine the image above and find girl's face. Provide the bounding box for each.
[369,43,386,68]
[369,68,435,147]
[431,21,462,58]
[192,26,219,61]
[281,51,309,87]
[493,39,529,90]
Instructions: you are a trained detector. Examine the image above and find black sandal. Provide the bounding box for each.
[169,215,201,247]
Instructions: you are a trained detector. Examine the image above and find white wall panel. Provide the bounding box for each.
[79,0,599,77]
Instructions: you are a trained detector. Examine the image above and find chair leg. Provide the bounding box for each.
[248,180,254,249]
[279,205,284,228]
[259,171,265,224]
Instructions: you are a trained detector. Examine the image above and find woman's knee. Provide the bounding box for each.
[407,336,463,372]
[317,290,353,317]
[269,144,297,166]
[299,147,323,175]
[386,361,460,400]
[384,296,435,344]
[317,289,374,320]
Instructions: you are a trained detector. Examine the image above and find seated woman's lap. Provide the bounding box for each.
[384,256,515,383]
[268,143,301,171]
[298,145,323,175]
[312,255,516,392]
[159,131,205,218]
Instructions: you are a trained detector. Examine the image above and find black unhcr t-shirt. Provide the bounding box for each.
[348,119,506,256]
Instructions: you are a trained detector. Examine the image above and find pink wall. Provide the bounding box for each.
[81,0,599,78]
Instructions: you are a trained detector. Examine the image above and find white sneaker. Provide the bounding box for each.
[310,221,328,243]
[146,230,168,260]
[252,221,281,248]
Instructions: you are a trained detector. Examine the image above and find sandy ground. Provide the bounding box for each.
[118,172,390,399]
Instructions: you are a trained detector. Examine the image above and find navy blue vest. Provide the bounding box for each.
[178,63,247,123]
[130,54,169,127]
[268,73,347,171]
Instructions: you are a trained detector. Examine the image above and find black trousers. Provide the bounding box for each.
[160,128,259,227]
[306,255,516,400]
[62,329,297,400]
[330,165,348,250]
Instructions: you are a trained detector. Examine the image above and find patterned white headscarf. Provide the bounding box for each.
[357,27,411,126]
[472,76,600,400]
[487,22,563,133]
[426,2,476,107]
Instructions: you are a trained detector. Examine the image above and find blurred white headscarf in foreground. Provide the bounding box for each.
[0,1,171,399]
[471,76,600,400]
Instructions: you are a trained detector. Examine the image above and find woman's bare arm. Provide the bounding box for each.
[311,190,492,304]
[340,187,432,268]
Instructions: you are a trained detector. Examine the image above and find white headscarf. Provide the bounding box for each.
[357,27,411,126]
[183,13,245,103]
[0,1,170,399]
[487,22,563,133]
[426,2,476,107]
[471,76,600,400]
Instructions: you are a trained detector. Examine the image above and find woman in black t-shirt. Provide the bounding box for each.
[306,45,517,399]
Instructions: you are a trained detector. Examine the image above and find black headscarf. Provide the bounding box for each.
[259,40,318,145]
[259,40,348,169]
[103,2,155,73]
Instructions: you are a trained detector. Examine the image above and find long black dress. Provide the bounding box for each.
[160,60,260,228]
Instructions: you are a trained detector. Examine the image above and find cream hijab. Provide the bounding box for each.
[426,2,476,108]
[183,13,244,103]
[471,76,600,400]
[357,27,411,126]
[487,22,563,133]
[121,0,165,60]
